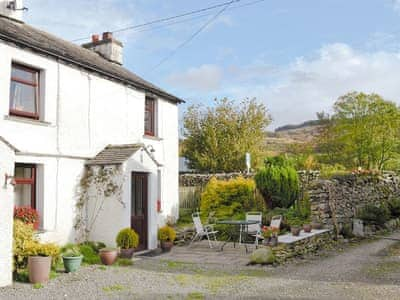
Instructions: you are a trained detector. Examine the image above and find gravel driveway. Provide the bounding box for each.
[2,232,400,299]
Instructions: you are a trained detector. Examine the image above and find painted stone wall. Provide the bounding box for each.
[309,172,400,231]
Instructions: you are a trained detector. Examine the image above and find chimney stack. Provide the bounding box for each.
[0,0,25,22]
[82,32,123,65]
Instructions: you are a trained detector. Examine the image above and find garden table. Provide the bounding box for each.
[217,220,260,253]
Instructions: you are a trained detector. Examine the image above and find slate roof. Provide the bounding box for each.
[0,15,184,104]
[86,144,144,166]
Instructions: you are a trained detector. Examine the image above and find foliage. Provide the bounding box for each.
[79,244,101,265]
[357,204,390,226]
[200,177,264,220]
[116,228,139,249]
[61,244,82,257]
[80,241,106,253]
[255,156,300,208]
[75,165,124,243]
[387,198,400,218]
[317,92,400,170]
[182,98,271,172]
[319,163,347,178]
[13,220,36,270]
[115,258,134,266]
[14,206,39,224]
[23,241,61,267]
[158,226,176,242]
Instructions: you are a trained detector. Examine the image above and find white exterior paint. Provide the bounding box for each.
[0,0,24,21]
[0,24,180,285]
[0,139,15,287]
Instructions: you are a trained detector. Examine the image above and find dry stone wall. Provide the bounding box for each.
[309,172,400,231]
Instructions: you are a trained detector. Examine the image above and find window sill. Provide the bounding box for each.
[4,115,52,127]
[143,135,163,141]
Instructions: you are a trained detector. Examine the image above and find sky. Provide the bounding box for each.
[24,0,400,129]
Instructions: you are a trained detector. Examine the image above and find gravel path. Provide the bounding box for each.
[1,232,400,299]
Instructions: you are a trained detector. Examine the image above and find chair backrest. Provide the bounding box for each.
[270,215,282,229]
[192,212,204,234]
[246,211,262,232]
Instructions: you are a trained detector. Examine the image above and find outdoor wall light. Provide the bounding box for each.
[146,145,156,153]
[4,174,16,187]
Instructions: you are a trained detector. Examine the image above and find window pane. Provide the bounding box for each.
[10,81,37,114]
[14,184,33,207]
[15,166,33,179]
[12,66,37,84]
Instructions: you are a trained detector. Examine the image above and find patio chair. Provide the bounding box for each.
[254,215,283,246]
[246,212,262,245]
[189,212,219,248]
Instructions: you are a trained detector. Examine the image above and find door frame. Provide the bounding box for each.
[130,172,149,251]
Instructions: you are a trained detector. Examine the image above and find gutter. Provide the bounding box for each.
[0,32,185,104]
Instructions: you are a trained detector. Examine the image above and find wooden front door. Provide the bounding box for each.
[131,172,148,251]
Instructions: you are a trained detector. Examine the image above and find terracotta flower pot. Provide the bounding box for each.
[99,249,118,265]
[160,241,173,252]
[303,224,312,233]
[119,248,135,259]
[28,256,51,284]
[291,226,301,236]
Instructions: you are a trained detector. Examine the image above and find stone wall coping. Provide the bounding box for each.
[278,229,331,244]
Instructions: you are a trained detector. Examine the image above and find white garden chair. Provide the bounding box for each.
[246,212,262,245]
[254,215,283,246]
[189,212,219,248]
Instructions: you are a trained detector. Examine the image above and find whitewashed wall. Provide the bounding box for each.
[0,41,179,249]
[0,140,15,287]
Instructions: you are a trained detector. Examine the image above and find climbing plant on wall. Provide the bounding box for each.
[74,165,124,243]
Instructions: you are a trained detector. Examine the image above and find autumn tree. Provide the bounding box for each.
[182,98,271,172]
[317,92,400,170]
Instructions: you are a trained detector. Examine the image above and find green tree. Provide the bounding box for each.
[317,92,400,170]
[182,98,271,172]
[254,156,300,209]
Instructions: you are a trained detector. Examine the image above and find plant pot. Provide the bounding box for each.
[269,236,278,247]
[160,241,174,252]
[119,248,135,259]
[303,224,312,233]
[311,222,323,230]
[63,255,83,273]
[99,249,118,265]
[291,226,301,236]
[28,256,51,284]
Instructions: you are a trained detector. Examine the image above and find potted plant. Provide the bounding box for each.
[311,222,323,230]
[158,225,176,252]
[14,206,40,230]
[116,228,139,259]
[289,219,302,236]
[303,224,312,233]
[62,245,83,273]
[27,241,60,284]
[261,226,279,246]
[99,247,118,265]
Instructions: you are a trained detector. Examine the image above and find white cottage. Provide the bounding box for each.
[0,0,183,286]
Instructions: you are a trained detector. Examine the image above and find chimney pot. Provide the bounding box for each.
[92,34,99,43]
[102,32,113,41]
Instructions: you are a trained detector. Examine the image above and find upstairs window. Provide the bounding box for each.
[145,97,156,136]
[9,63,40,120]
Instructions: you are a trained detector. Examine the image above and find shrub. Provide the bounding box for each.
[13,220,36,270]
[158,226,176,242]
[24,241,61,267]
[61,244,82,257]
[255,156,300,208]
[116,228,139,249]
[200,176,263,220]
[388,198,400,218]
[80,241,106,253]
[79,244,101,265]
[357,204,390,226]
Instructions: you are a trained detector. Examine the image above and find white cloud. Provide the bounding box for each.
[166,64,223,92]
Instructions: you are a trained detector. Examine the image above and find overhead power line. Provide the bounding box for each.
[71,0,242,42]
[151,1,235,71]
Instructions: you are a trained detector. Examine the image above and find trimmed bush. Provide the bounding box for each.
[13,220,36,270]
[158,226,176,242]
[200,176,263,220]
[357,204,390,226]
[255,156,300,209]
[116,228,139,249]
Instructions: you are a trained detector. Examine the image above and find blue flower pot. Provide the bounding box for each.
[63,255,83,273]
